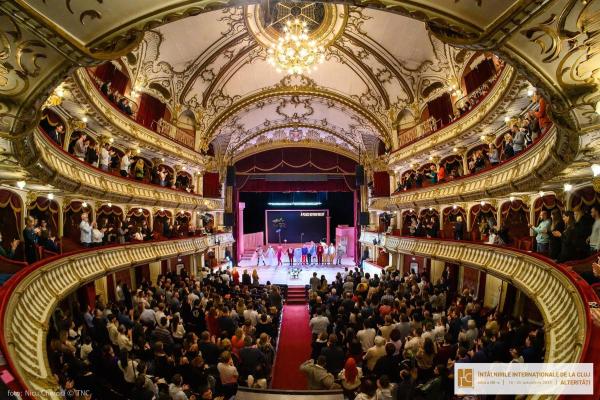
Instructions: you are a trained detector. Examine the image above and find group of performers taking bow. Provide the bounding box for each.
[254,241,346,267]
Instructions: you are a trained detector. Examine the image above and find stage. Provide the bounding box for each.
[237,256,381,285]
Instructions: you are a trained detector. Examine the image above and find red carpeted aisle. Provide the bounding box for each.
[271,288,312,390]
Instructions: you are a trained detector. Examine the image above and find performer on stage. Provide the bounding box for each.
[301,243,308,265]
[328,242,336,265]
[287,245,294,265]
[256,246,266,266]
[336,242,345,265]
[308,241,316,264]
[316,242,324,265]
[266,245,276,266]
[276,244,283,267]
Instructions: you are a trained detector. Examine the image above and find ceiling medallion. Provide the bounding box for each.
[267,17,325,74]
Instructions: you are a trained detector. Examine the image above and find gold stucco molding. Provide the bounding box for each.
[18,127,223,211]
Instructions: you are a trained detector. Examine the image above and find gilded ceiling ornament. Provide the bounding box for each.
[521,15,563,63]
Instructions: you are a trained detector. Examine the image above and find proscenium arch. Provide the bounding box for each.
[204,87,392,146]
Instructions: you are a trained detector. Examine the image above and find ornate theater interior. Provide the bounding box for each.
[0,1,599,399]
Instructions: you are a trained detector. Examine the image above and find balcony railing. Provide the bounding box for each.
[155,118,195,149]
[32,127,223,210]
[358,232,599,396]
[74,69,201,165]
[0,233,234,400]
[397,116,437,147]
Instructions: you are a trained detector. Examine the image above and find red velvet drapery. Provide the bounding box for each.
[372,171,390,197]
[469,203,497,231]
[533,194,563,217]
[136,93,166,130]
[28,197,59,235]
[571,187,600,210]
[63,201,92,242]
[235,178,354,192]
[463,58,496,93]
[154,210,172,232]
[203,172,221,198]
[235,148,356,174]
[427,93,453,126]
[0,189,23,248]
[92,63,130,94]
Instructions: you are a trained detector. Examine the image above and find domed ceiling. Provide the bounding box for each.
[120,2,477,161]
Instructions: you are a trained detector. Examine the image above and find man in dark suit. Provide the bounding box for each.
[320,334,345,376]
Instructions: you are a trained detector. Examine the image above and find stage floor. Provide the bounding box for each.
[237,257,381,285]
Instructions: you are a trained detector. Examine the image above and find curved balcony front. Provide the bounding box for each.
[0,232,234,400]
[389,65,518,164]
[358,232,599,396]
[23,127,223,210]
[71,69,201,165]
[372,124,573,209]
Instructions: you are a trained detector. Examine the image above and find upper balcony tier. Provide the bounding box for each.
[389,65,519,166]
[28,126,223,210]
[68,69,202,166]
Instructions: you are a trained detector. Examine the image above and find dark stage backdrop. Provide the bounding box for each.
[266,209,327,243]
[240,192,354,241]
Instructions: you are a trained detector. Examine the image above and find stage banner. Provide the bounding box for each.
[266,209,328,244]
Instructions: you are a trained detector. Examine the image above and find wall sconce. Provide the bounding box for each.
[16,181,26,189]
[564,183,573,192]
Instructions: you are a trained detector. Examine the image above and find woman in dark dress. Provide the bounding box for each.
[548,209,564,260]
[23,216,39,263]
[555,211,576,263]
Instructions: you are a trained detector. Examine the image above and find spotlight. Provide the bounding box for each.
[16,180,26,189]
[564,183,573,192]
[429,207,433,211]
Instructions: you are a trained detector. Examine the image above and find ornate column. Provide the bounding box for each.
[453,146,468,175]
[197,171,204,197]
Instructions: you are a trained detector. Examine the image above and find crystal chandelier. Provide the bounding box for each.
[267,18,325,75]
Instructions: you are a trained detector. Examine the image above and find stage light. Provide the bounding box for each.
[16,180,26,189]
[47,193,54,200]
[267,202,322,206]
[564,183,573,192]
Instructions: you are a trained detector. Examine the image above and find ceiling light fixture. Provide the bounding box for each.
[267,18,325,75]
[108,202,112,208]
[539,191,545,197]
[82,116,88,123]
[480,201,486,206]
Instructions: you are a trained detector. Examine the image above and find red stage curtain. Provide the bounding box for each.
[237,178,353,192]
[203,172,221,198]
[235,148,356,174]
[93,63,130,94]
[464,58,495,93]
[28,197,59,235]
[427,93,453,126]
[136,93,166,130]
[372,171,390,197]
